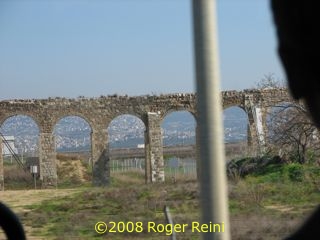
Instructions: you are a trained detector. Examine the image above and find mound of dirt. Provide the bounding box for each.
[56,159,91,184]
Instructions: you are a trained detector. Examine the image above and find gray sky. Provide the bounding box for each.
[0,0,285,100]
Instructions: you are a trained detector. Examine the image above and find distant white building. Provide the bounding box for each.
[1,136,18,156]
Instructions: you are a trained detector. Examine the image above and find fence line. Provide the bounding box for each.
[110,157,197,179]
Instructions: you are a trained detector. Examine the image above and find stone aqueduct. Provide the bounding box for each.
[0,88,292,186]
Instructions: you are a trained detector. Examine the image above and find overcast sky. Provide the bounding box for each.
[0,0,285,100]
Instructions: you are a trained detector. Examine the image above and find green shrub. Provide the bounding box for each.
[285,164,304,182]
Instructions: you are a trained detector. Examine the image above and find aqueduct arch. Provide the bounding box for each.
[0,89,293,186]
[0,114,40,157]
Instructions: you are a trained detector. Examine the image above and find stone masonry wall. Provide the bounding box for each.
[92,128,110,186]
[146,112,164,182]
[144,129,151,183]
[39,133,57,186]
[0,89,293,186]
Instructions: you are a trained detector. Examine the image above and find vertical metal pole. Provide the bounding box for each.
[192,1,231,240]
[164,205,176,240]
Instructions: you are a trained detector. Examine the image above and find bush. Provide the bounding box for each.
[285,164,304,182]
[226,155,283,179]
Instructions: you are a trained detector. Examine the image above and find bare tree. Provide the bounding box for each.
[255,73,285,89]
[254,74,319,164]
[268,103,320,164]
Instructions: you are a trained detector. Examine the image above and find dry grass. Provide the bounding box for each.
[0,188,81,211]
[3,164,33,189]
[0,178,311,240]
[230,213,304,240]
[0,188,82,239]
[1,156,320,239]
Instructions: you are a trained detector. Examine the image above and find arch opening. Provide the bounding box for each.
[266,102,293,141]
[223,106,249,160]
[107,114,146,179]
[161,110,197,181]
[53,116,92,185]
[0,115,39,189]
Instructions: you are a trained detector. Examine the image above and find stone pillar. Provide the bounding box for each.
[247,110,258,155]
[245,94,267,155]
[145,112,164,183]
[245,95,256,150]
[39,132,57,187]
[247,108,267,155]
[144,130,151,183]
[0,137,4,190]
[254,107,266,148]
[261,107,269,145]
[247,123,252,146]
[92,128,109,186]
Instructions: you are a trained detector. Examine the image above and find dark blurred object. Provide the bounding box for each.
[271,0,320,128]
[0,202,26,240]
[271,1,320,239]
[285,206,320,240]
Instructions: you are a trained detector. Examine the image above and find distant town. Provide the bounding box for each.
[1,108,248,156]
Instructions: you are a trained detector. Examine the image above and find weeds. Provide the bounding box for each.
[2,155,320,239]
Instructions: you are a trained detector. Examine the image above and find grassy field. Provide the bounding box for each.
[1,158,320,239]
